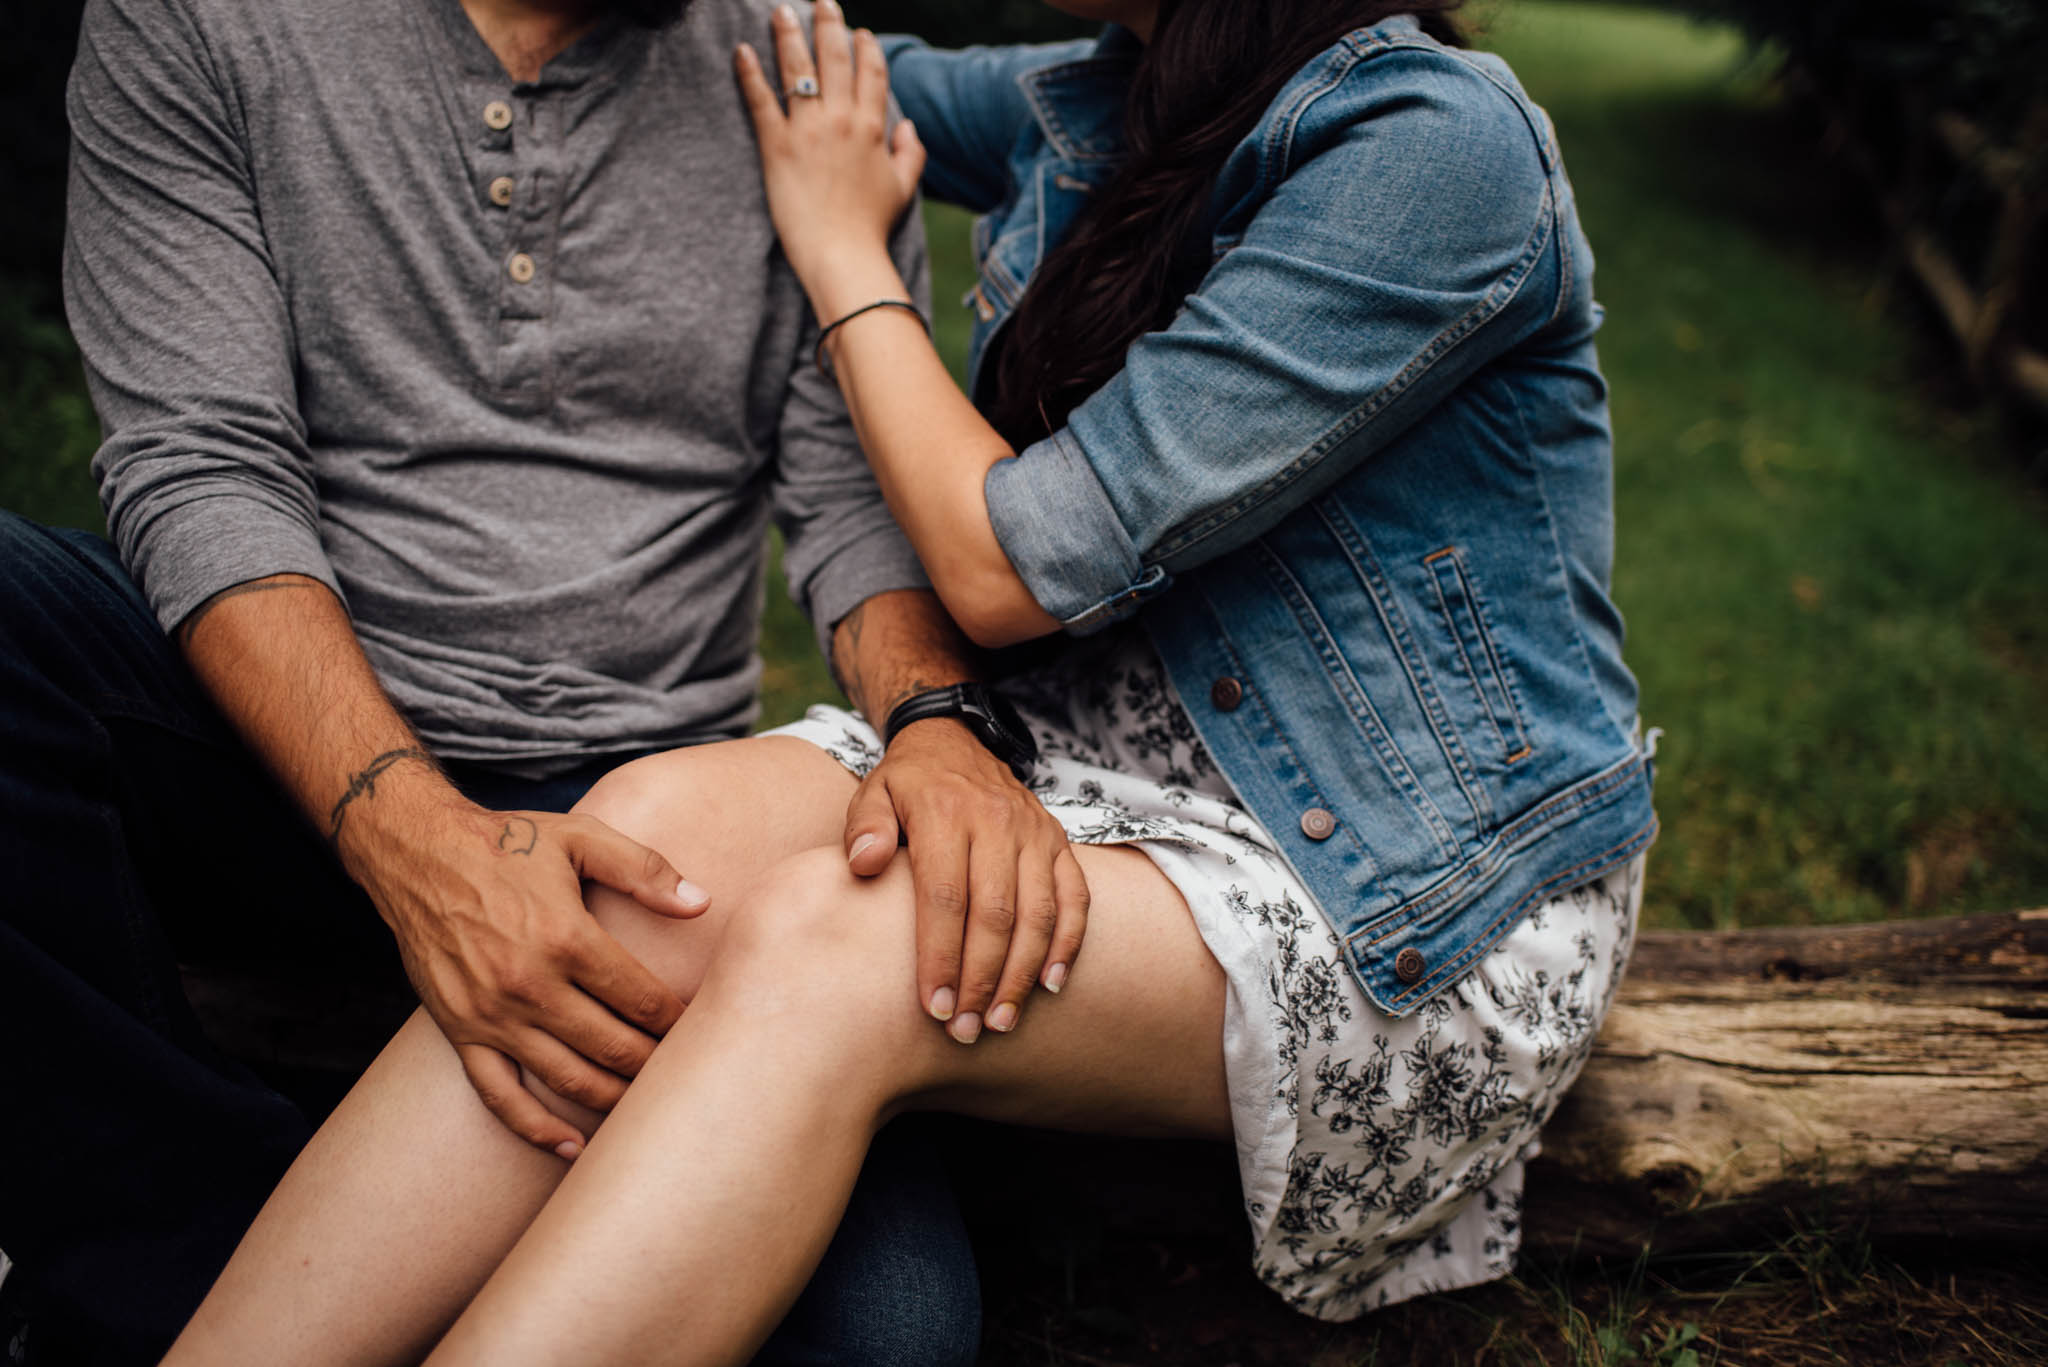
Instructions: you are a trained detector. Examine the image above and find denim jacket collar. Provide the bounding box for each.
[1014,27,1140,164]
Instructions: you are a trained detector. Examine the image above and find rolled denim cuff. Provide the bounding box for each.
[984,428,1172,635]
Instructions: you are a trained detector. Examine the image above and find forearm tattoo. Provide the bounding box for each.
[828,601,869,702]
[326,747,436,850]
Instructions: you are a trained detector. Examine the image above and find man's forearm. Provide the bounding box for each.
[829,588,983,725]
[176,573,466,864]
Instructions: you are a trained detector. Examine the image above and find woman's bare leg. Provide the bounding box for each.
[163,738,862,1366]
[429,843,1229,1366]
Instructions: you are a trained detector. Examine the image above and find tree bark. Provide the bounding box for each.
[184,909,2048,1256]
[1524,909,2048,1256]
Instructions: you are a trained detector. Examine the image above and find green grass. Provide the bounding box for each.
[1475,2,2048,927]
[8,2,2047,930]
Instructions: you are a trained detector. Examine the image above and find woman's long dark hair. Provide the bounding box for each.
[983,0,1465,448]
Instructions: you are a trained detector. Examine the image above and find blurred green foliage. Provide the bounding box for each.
[1669,0,2048,140]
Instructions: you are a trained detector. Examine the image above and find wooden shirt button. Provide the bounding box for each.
[506,252,537,283]
[483,100,514,131]
[488,175,516,207]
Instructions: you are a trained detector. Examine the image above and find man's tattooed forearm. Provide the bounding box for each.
[881,678,949,723]
[176,577,325,646]
[828,601,869,701]
[325,747,436,848]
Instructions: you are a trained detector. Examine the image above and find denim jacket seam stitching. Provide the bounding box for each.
[1368,815,1656,1011]
[1259,541,1457,863]
[1436,547,1536,760]
[1318,502,1491,827]
[1019,62,1130,164]
[1149,192,1555,565]
[1423,552,1516,762]
[1353,752,1647,948]
[1548,185,1573,326]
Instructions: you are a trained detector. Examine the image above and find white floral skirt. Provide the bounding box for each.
[768,629,1644,1321]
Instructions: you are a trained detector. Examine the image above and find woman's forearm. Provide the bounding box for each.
[805,246,1060,648]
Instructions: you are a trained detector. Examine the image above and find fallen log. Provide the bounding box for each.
[1524,908,2048,1256]
[183,909,2048,1259]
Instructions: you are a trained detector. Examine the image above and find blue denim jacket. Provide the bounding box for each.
[886,17,1657,1017]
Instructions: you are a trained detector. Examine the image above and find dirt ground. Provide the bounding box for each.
[949,1128,2048,1367]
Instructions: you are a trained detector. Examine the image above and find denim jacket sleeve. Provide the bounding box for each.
[983,46,1567,632]
[881,35,1099,212]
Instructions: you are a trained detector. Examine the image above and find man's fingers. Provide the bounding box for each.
[908,829,969,1025]
[567,815,707,918]
[812,0,853,102]
[459,1043,587,1159]
[986,850,1059,1036]
[550,973,664,1080]
[511,1028,631,1114]
[1043,847,1090,993]
[844,775,901,878]
[948,840,1017,1043]
[572,930,686,1037]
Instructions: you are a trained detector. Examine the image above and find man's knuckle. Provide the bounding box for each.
[926,881,967,916]
[975,898,1017,935]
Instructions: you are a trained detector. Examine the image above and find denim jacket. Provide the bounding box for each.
[885,17,1657,1017]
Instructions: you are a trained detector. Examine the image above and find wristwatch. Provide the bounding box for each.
[882,683,1039,783]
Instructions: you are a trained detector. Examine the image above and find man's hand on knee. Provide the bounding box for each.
[339,783,709,1157]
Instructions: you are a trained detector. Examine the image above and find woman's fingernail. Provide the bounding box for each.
[818,0,842,17]
[555,1140,583,1161]
[988,1002,1018,1033]
[929,986,955,1022]
[775,4,796,22]
[1044,963,1068,993]
[676,879,710,909]
[949,1012,983,1044]
[849,833,877,862]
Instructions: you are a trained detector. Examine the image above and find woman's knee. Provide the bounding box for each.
[714,846,925,1036]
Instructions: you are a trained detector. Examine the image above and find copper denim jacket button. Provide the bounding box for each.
[1394,947,1427,984]
[1210,677,1244,711]
[1299,807,1336,841]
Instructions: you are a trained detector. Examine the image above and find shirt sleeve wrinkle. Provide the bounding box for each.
[985,48,1561,627]
[67,0,326,632]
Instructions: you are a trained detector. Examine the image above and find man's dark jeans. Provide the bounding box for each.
[0,511,979,1366]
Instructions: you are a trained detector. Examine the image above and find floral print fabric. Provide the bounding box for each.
[768,629,1643,1321]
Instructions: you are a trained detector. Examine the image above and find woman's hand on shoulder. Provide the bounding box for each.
[736,1,925,293]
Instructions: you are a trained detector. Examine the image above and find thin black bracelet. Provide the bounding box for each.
[815,298,928,372]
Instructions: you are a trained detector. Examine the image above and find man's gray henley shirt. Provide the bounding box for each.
[65,0,931,768]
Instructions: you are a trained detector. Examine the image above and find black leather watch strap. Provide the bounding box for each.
[882,683,1038,782]
[882,684,980,747]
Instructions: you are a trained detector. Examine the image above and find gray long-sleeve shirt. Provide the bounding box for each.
[65,0,930,768]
